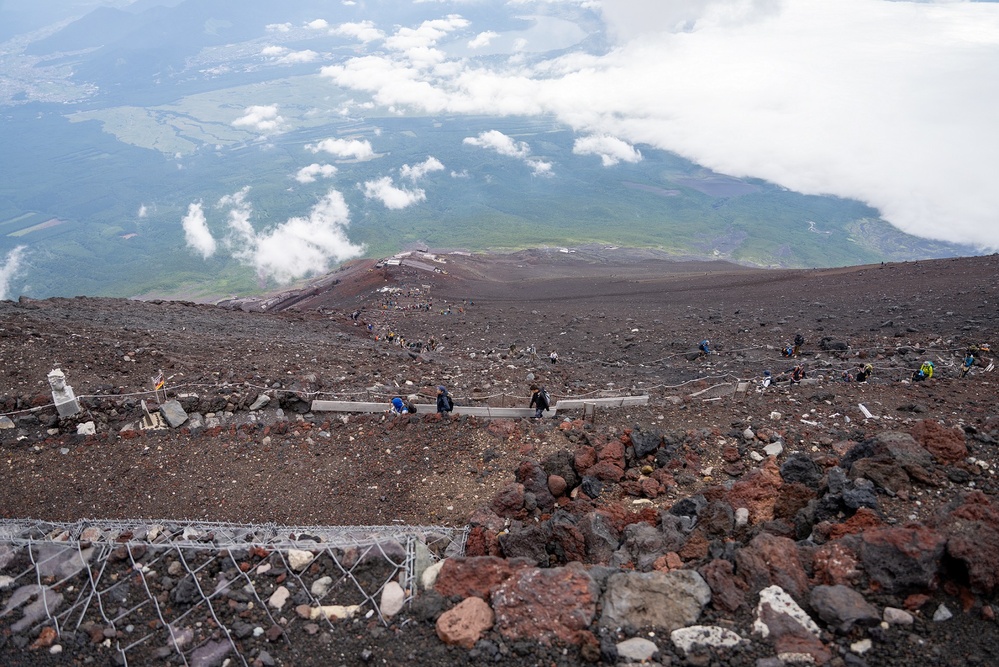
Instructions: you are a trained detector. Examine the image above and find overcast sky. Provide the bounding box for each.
[319,0,999,250]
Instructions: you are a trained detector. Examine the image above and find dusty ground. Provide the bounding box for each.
[1,247,998,665]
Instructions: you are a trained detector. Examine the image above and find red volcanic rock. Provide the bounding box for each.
[726,457,783,524]
[811,541,862,586]
[910,419,967,464]
[490,482,525,518]
[773,482,817,522]
[859,524,946,593]
[486,419,519,439]
[939,491,999,595]
[574,446,597,472]
[814,507,885,543]
[736,533,810,599]
[436,596,494,649]
[597,440,625,470]
[435,556,526,601]
[464,526,502,557]
[639,477,663,499]
[547,474,567,497]
[699,558,747,612]
[587,460,625,483]
[492,564,598,644]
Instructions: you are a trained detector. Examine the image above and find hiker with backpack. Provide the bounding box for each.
[793,333,805,356]
[912,361,934,382]
[389,397,409,415]
[855,363,873,382]
[529,384,550,418]
[436,385,454,414]
[699,339,711,356]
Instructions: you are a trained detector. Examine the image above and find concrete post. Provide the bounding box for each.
[48,368,80,418]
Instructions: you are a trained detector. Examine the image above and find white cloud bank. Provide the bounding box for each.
[362,177,427,209]
[0,246,27,301]
[232,105,284,134]
[573,135,642,167]
[306,137,376,161]
[295,163,338,184]
[400,156,445,182]
[181,189,365,283]
[464,130,553,176]
[321,0,999,250]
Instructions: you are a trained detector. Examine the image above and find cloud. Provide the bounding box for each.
[468,31,499,49]
[400,156,445,182]
[138,204,148,218]
[0,246,27,300]
[183,189,365,283]
[464,130,552,176]
[265,22,291,33]
[306,137,376,161]
[306,19,329,30]
[232,105,284,134]
[332,20,385,43]
[295,163,338,183]
[464,130,531,158]
[573,135,643,166]
[362,177,427,209]
[321,1,999,250]
[276,50,319,65]
[260,45,286,56]
[182,202,217,259]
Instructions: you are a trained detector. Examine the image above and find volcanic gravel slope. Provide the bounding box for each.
[1,248,998,666]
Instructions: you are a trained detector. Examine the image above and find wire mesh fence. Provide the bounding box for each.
[0,518,467,666]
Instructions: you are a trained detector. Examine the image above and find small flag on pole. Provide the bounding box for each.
[152,371,165,390]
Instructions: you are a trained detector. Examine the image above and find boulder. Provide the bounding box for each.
[753,585,830,665]
[614,523,670,572]
[580,512,620,564]
[631,428,663,459]
[939,491,999,595]
[498,524,549,566]
[809,585,879,634]
[910,420,967,465]
[434,556,522,601]
[859,525,946,593]
[779,454,823,489]
[542,450,580,490]
[699,559,747,612]
[735,532,809,600]
[490,482,525,518]
[492,564,598,644]
[726,458,783,524]
[159,400,189,428]
[516,459,556,510]
[600,570,711,631]
[436,596,494,649]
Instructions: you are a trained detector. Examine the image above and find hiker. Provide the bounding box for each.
[855,363,873,383]
[961,348,977,378]
[793,333,805,356]
[529,384,550,418]
[789,365,806,386]
[781,343,795,358]
[389,397,408,415]
[911,361,934,382]
[699,339,711,356]
[759,370,772,390]
[436,385,454,414]
[550,351,559,364]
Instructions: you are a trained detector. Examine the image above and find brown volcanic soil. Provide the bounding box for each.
[1,248,999,665]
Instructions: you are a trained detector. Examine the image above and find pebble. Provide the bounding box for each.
[932,604,953,622]
[884,607,914,626]
[616,637,658,662]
